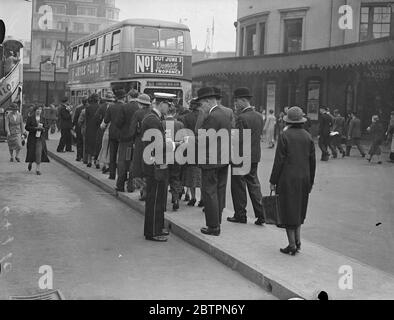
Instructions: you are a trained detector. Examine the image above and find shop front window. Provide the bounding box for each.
[306,80,321,120]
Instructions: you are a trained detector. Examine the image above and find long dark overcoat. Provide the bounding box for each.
[269,126,316,228]
[25,115,50,163]
[129,106,151,178]
[84,102,100,155]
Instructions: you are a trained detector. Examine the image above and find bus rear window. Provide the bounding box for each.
[89,39,96,56]
[104,33,112,52]
[77,45,83,60]
[135,27,159,49]
[160,30,184,50]
[97,36,104,54]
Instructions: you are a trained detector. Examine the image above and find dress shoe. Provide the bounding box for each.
[95,164,100,169]
[28,163,32,171]
[36,171,42,176]
[184,194,190,202]
[10,158,14,162]
[15,157,20,162]
[108,176,115,180]
[115,187,125,192]
[280,246,297,256]
[76,158,81,162]
[254,217,265,226]
[187,199,196,206]
[87,163,92,168]
[145,235,168,242]
[227,216,247,224]
[83,161,88,165]
[67,150,74,153]
[296,241,301,252]
[200,227,220,236]
[198,200,204,207]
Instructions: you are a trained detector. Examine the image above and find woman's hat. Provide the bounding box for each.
[233,87,253,99]
[136,93,151,106]
[196,87,221,101]
[283,106,307,124]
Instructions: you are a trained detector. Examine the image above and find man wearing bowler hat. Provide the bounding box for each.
[228,87,266,226]
[103,85,126,179]
[196,87,233,236]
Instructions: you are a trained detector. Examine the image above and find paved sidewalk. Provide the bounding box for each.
[46,139,394,300]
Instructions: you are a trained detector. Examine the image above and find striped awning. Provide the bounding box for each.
[193,36,394,78]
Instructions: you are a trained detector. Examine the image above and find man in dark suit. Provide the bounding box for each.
[227,88,265,226]
[196,87,233,236]
[103,86,125,179]
[73,97,88,161]
[114,89,139,192]
[347,111,366,157]
[318,107,333,161]
[142,94,176,242]
[331,109,346,158]
[57,97,73,153]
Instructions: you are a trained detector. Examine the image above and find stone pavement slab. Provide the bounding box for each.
[46,139,394,300]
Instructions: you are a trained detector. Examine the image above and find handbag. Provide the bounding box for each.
[262,191,280,225]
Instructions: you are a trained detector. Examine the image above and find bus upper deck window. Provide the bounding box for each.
[97,36,104,54]
[77,45,83,60]
[104,33,112,52]
[89,39,96,56]
[112,30,121,51]
[72,47,78,61]
[83,42,89,58]
[135,27,159,49]
[160,30,184,50]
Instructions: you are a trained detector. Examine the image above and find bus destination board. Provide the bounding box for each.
[135,54,183,76]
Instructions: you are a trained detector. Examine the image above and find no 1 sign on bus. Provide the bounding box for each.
[135,54,183,76]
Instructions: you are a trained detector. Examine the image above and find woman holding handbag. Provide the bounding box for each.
[25,105,50,175]
[269,106,316,255]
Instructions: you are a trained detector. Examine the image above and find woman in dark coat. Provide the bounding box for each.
[84,93,100,167]
[25,105,50,175]
[366,115,385,164]
[179,99,202,206]
[269,106,316,255]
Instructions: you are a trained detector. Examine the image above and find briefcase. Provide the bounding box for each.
[262,191,280,225]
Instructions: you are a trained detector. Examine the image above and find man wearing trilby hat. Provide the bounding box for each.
[195,87,233,236]
[227,87,266,226]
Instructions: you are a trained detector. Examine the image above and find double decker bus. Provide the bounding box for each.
[68,19,192,106]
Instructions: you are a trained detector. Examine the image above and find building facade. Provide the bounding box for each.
[193,0,394,134]
[24,0,119,105]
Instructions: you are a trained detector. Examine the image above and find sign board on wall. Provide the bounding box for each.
[40,62,56,82]
[135,54,183,76]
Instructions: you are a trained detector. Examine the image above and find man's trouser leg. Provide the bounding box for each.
[169,164,182,202]
[144,176,167,238]
[318,136,329,160]
[116,142,132,190]
[245,163,265,219]
[64,129,72,151]
[231,167,247,219]
[76,128,83,159]
[329,136,338,158]
[354,138,365,156]
[57,130,65,151]
[109,139,119,179]
[201,168,220,229]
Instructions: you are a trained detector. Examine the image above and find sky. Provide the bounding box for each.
[0,0,238,52]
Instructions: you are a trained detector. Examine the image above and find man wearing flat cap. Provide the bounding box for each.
[195,87,233,236]
[103,85,127,179]
[228,87,266,226]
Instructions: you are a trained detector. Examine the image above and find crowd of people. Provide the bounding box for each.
[4,84,393,255]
